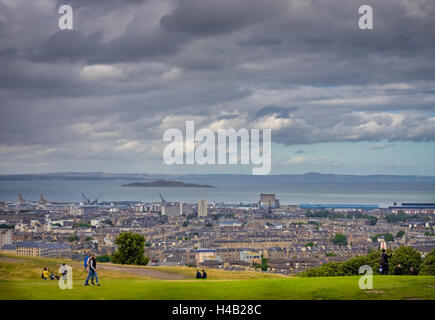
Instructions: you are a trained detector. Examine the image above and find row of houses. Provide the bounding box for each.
[1,241,71,257]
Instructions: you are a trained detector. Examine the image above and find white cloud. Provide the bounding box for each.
[80,64,125,81]
[162,67,182,80]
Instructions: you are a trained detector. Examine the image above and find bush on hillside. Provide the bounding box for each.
[300,247,424,277]
[390,246,422,274]
[418,249,435,275]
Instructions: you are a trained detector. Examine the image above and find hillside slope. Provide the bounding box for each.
[0,254,434,300]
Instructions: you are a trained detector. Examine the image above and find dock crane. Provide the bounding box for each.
[91,193,102,205]
[159,193,167,205]
[81,193,102,205]
[81,193,90,204]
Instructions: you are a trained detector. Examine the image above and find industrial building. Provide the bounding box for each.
[299,204,379,211]
[161,202,183,216]
[0,229,12,248]
[388,203,435,214]
[198,199,207,217]
[259,194,280,208]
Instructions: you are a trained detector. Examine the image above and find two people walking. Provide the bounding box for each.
[83,253,100,286]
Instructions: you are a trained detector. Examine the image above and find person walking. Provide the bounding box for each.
[380,249,392,275]
[84,254,100,286]
[83,254,90,272]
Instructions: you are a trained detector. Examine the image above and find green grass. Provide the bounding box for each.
[0,254,434,300]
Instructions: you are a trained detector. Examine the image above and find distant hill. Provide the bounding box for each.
[121,180,214,188]
[0,172,434,184]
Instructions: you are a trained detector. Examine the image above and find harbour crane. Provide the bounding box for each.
[159,193,167,205]
[81,192,90,204]
[81,193,102,205]
[91,193,102,205]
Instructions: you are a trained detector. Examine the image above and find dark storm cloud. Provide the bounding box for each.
[33,28,183,64]
[55,0,148,10]
[1,0,435,173]
[160,0,286,35]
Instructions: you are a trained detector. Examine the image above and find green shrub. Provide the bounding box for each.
[390,246,422,275]
[419,249,435,275]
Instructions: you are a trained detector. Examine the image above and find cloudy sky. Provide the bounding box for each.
[1,0,435,175]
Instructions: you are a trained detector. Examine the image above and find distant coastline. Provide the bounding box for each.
[121,180,214,188]
[1,172,435,183]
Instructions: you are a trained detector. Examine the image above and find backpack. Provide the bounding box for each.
[84,255,90,267]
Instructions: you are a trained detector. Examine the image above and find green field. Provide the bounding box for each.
[1,254,434,300]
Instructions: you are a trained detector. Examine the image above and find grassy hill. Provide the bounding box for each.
[1,254,434,300]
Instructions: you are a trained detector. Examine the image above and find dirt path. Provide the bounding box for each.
[0,256,188,280]
[0,256,31,263]
[98,264,189,280]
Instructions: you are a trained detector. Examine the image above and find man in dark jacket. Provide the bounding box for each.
[394,264,403,275]
[196,268,202,279]
[380,249,392,275]
[202,269,207,279]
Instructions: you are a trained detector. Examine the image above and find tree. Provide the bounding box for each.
[384,233,394,242]
[73,223,91,228]
[331,233,347,246]
[390,246,422,275]
[67,235,79,242]
[396,230,405,238]
[111,232,149,265]
[304,242,314,247]
[96,254,111,263]
[260,255,269,271]
[301,251,387,277]
[420,249,435,275]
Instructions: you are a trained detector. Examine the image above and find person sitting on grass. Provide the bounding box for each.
[196,268,202,279]
[42,268,49,280]
[409,266,418,275]
[202,269,207,279]
[394,264,403,275]
[50,271,56,280]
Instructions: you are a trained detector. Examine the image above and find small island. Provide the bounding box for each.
[121,180,214,188]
